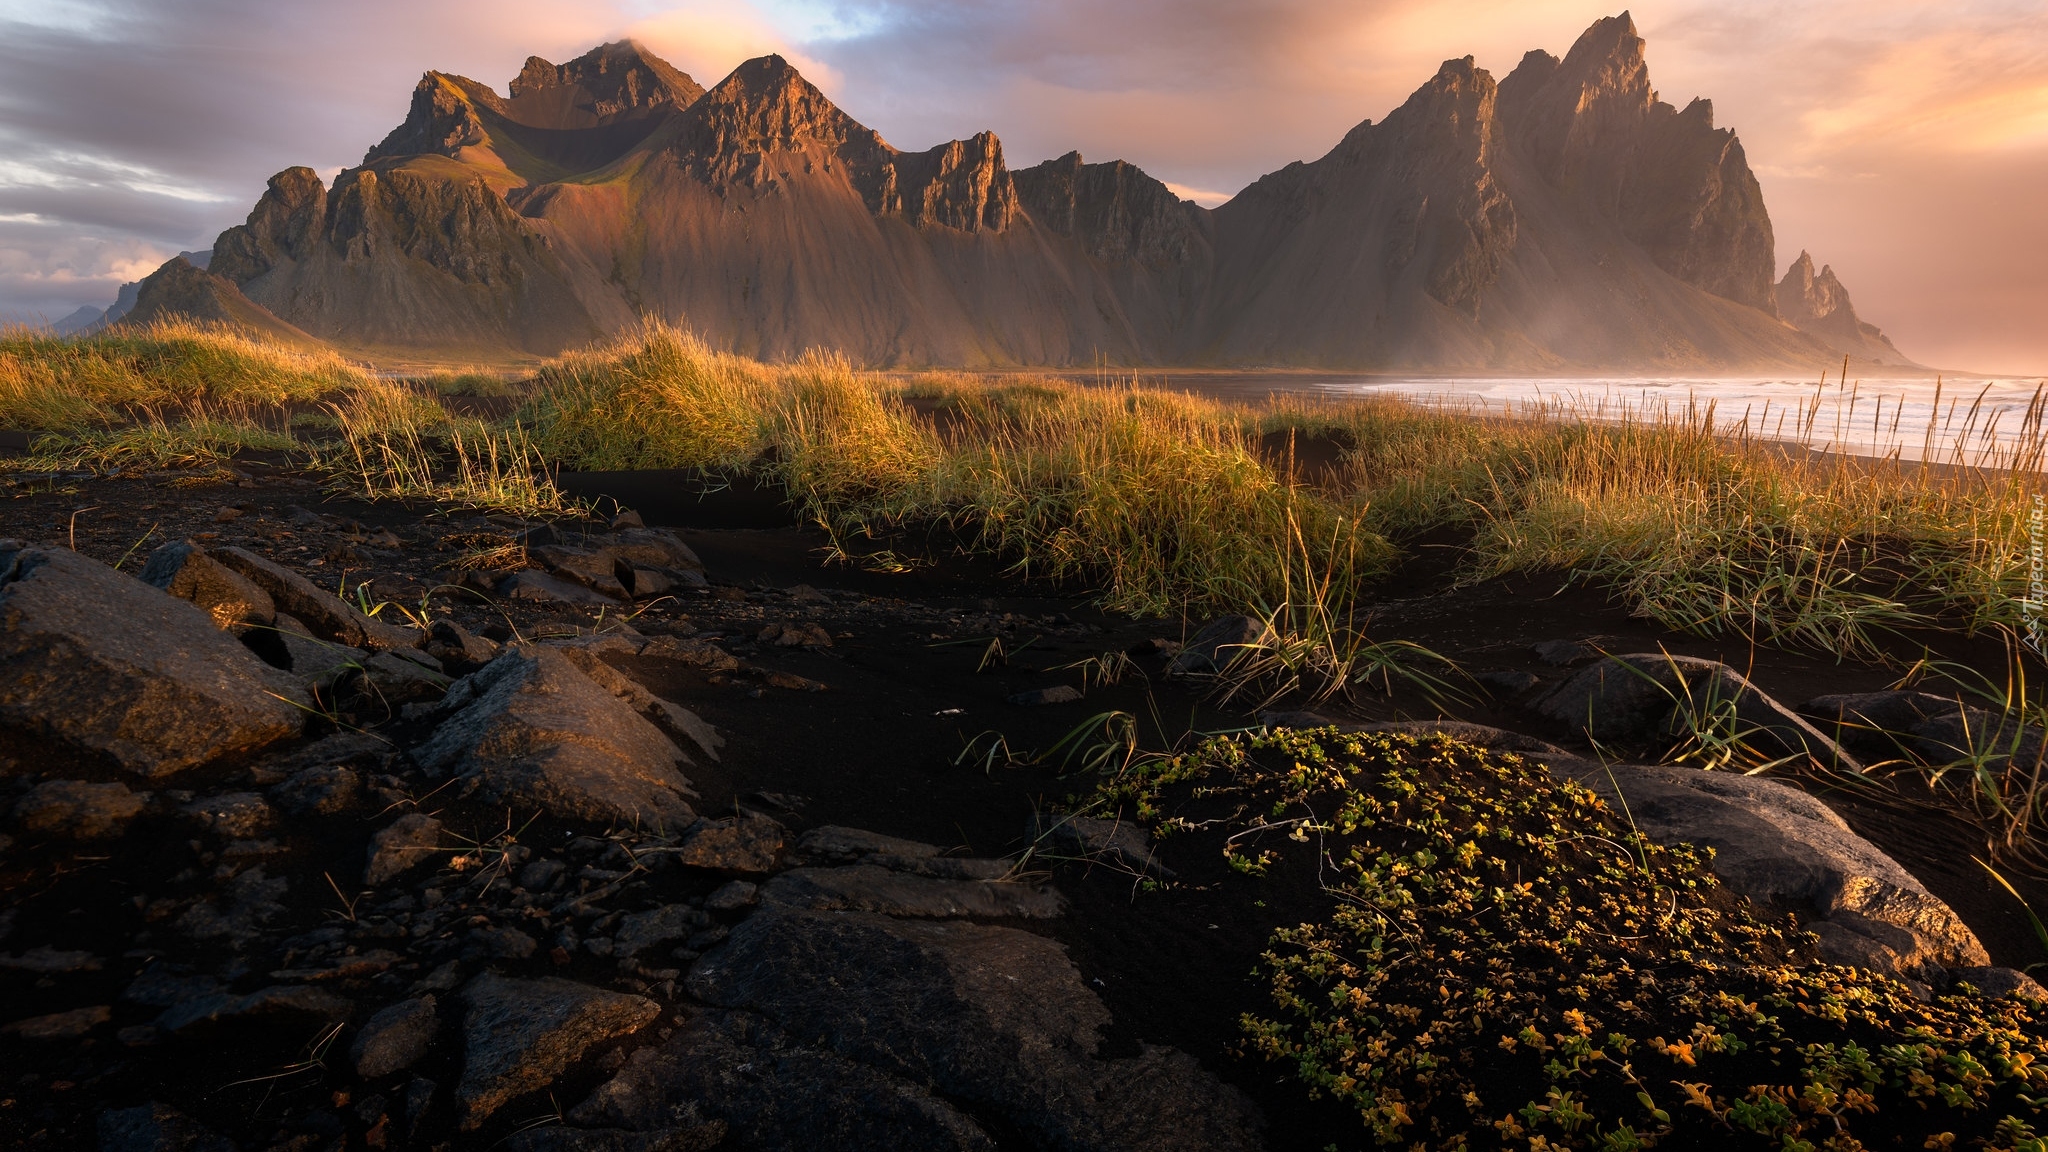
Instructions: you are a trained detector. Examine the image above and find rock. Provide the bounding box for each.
[500,569,623,606]
[0,946,102,972]
[455,973,661,1129]
[0,541,307,775]
[1165,615,1275,677]
[1530,637,1608,666]
[352,995,439,1079]
[702,881,758,911]
[610,510,645,531]
[139,541,275,633]
[1534,653,1863,771]
[760,866,1065,919]
[1551,758,1989,974]
[96,1102,237,1152]
[1947,966,2048,1001]
[624,568,675,598]
[180,792,277,839]
[676,815,783,873]
[1803,690,2043,771]
[358,649,454,704]
[613,905,711,959]
[505,1126,725,1152]
[1477,669,1543,695]
[637,636,739,673]
[688,908,1262,1151]
[551,644,723,762]
[467,925,540,959]
[365,814,443,885]
[571,1009,983,1151]
[413,647,697,828]
[213,546,419,651]
[3,1004,111,1041]
[252,730,389,778]
[426,618,501,669]
[155,983,351,1035]
[123,965,222,1008]
[531,545,631,599]
[275,629,370,690]
[758,621,832,648]
[605,529,704,576]
[796,826,944,863]
[1029,814,1173,878]
[173,866,290,945]
[11,779,146,840]
[519,858,567,891]
[1273,716,1987,983]
[268,765,361,817]
[1007,685,1083,706]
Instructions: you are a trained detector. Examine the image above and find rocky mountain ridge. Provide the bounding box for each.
[127,16,1906,370]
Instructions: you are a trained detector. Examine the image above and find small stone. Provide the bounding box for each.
[11,779,146,840]
[676,816,783,874]
[702,881,758,912]
[467,925,539,960]
[758,621,832,648]
[1007,685,1082,706]
[1165,615,1275,676]
[609,510,645,530]
[268,764,362,817]
[365,814,444,885]
[518,858,567,892]
[352,995,439,1079]
[2,1004,111,1041]
[614,905,710,958]
[180,791,278,839]
[499,568,622,605]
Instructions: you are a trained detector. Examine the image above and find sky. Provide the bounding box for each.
[0,0,2043,373]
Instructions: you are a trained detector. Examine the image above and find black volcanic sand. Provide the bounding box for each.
[3,458,2046,1149]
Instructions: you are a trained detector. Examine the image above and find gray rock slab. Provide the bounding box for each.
[795,825,945,862]
[570,1009,987,1152]
[455,973,660,1129]
[687,908,1261,1152]
[413,646,696,829]
[0,541,307,776]
[675,815,782,873]
[759,866,1066,919]
[500,569,622,606]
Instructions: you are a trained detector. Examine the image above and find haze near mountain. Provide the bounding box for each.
[150,15,1911,371]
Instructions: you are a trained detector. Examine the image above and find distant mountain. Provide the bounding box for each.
[1775,251,1913,366]
[132,16,1904,371]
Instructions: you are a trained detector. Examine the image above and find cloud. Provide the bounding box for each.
[0,0,2042,370]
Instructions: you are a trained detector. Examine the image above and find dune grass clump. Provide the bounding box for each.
[0,320,368,431]
[1090,727,2048,1148]
[322,379,572,514]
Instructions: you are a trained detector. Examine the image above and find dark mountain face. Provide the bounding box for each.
[171,16,1895,369]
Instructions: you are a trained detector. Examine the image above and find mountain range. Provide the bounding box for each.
[118,13,1913,371]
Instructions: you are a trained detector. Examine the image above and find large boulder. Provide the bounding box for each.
[412,646,697,828]
[1804,690,2044,771]
[686,908,1261,1152]
[212,546,419,651]
[0,541,306,776]
[1270,716,1989,980]
[569,1009,989,1151]
[456,973,661,1129]
[1534,653,1863,771]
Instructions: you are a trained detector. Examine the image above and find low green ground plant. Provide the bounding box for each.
[1088,726,2048,1149]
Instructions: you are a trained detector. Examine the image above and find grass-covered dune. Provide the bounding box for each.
[6,320,2042,657]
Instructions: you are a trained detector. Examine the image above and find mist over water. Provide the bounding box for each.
[1130,371,2048,469]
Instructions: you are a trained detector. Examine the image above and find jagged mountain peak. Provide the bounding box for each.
[682,53,876,156]
[505,40,704,125]
[1775,252,1911,364]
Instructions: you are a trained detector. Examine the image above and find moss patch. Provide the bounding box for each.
[1090,728,2048,1149]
